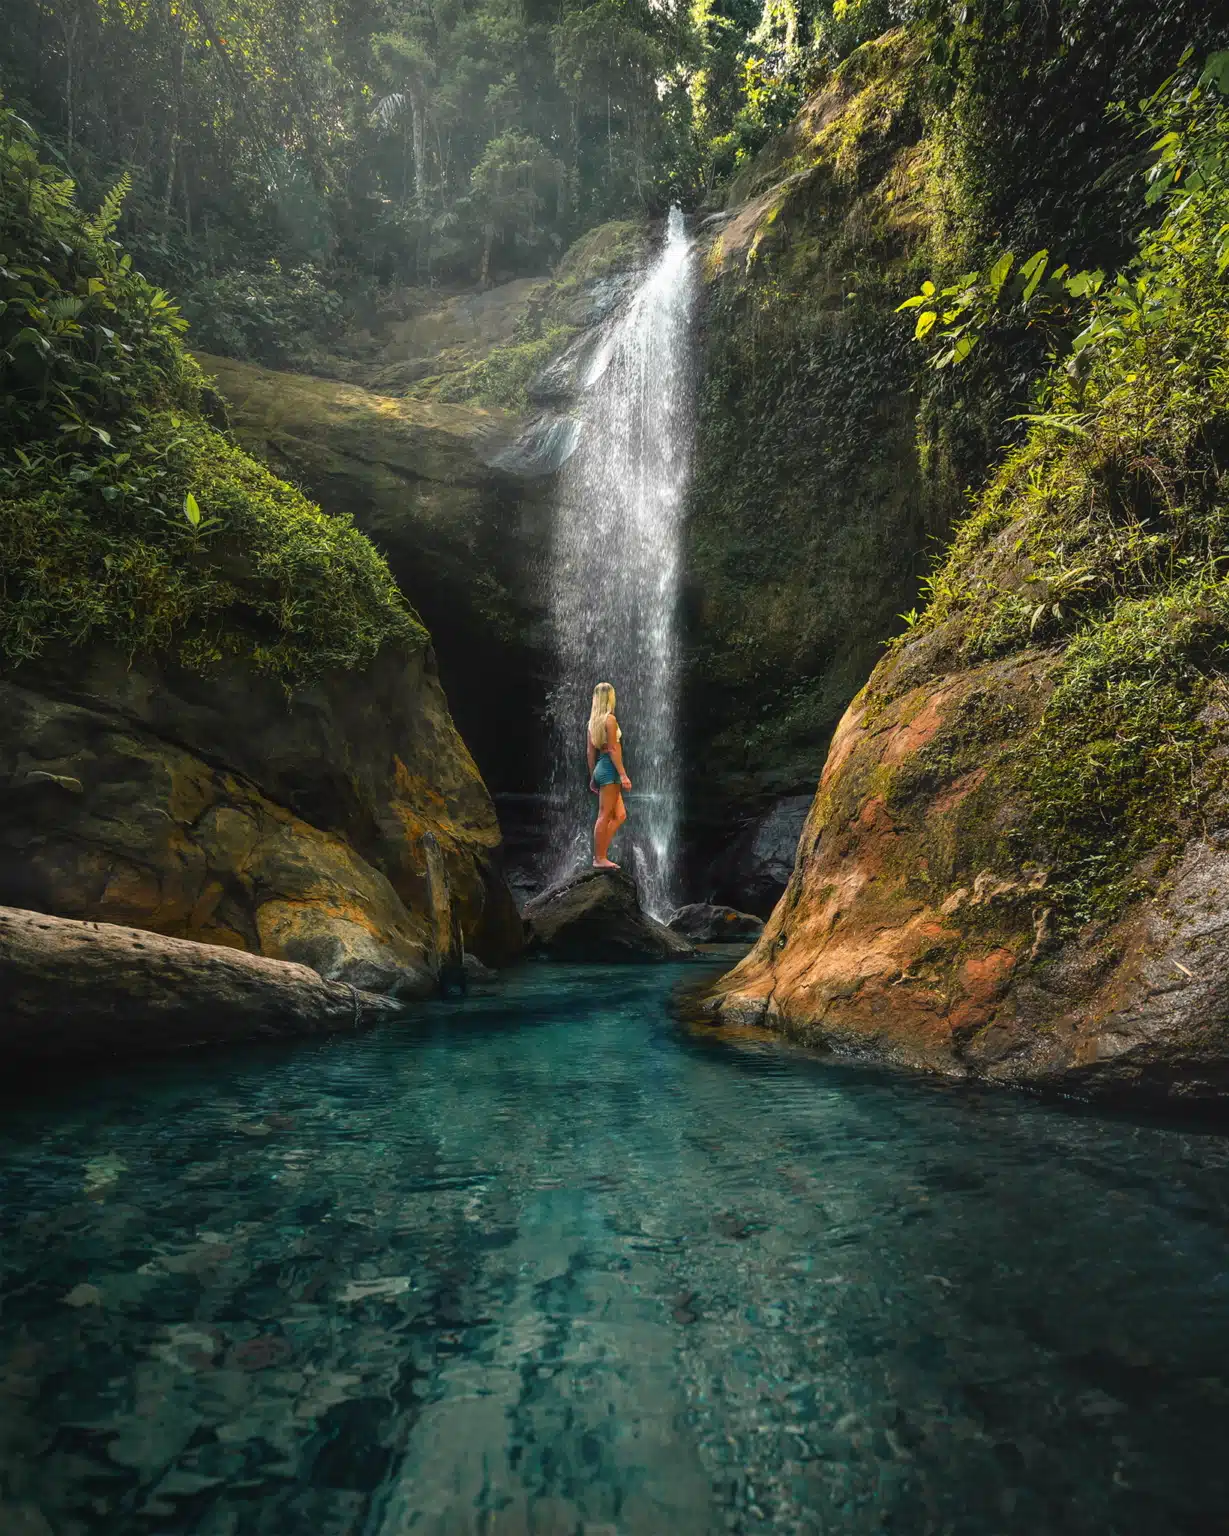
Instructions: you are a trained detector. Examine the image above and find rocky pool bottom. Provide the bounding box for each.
[0,962,1227,1536]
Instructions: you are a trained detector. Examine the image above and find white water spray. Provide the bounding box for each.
[545,208,697,916]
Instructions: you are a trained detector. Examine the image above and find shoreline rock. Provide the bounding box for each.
[0,906,398,1064]
[524,868,695,961]
[1,641,521,997]
[703,796,813,919]
[704,656,1229,1110]
[668,903,764,944]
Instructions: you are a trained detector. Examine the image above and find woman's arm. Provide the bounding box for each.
[606,716,631,789]
[587,734,597,792]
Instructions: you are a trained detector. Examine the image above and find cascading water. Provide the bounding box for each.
[545,207,697,916]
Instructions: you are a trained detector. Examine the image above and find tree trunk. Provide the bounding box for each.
[61,8,81,153]
[181,151,192,239]
[163,20,186,221]
[410,79,426,209]
[480,222,494,286]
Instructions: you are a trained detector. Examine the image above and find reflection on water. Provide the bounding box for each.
[1,963,1227,1534]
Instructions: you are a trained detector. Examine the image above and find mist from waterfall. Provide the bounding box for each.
[545,207,697,916]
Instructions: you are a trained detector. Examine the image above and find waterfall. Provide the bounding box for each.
[545,207,697,916]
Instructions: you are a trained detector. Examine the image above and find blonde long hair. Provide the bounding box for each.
[588,682,619,748]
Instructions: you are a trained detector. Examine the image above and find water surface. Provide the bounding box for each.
[1,962,1227,1535]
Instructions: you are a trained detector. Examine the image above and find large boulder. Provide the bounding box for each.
[668,903,764,944]
[1,640,521,996]
[0,119,518,1003]
[706,795,813,917]
[0,906,397,1063]
[705,113,1229,1107]
[524,868,694,961]
[705,652,1229,1105]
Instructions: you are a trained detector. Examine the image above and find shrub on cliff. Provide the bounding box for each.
[0,107,422,682]
[886,59,1229,926]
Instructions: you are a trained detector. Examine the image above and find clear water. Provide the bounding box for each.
[2,962,1228,1536]
[546,209,697,915]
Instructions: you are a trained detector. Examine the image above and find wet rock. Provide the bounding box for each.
[668,903,764,944]
[0,905,397,1064]
[523,868,694,961]
[486,412,580,476]
[707,796,813,917]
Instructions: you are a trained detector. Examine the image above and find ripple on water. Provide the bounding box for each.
[0,962,1228,1534]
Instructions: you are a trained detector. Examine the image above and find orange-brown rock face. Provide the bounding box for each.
[708,643,1229,1105]
[0,640,521,996]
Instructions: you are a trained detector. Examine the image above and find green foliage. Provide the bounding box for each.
[0,107,421,682]
[0,0,712,295]
[0,114,194,445]
[181,262,349,368]
[890,63,1229,925]
[818,0,898,61]
[470,132,565,284]
[902,47,1229,377]
[897,253,1107,371]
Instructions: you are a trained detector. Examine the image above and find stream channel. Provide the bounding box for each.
[1,959,1227,1534]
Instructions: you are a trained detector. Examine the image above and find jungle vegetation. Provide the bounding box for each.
[0,0,894,332]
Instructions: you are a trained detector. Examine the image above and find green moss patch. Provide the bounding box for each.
[872,77,1229,929]
[0,108,421,684]
[553,219,649,284]
[415,323,578,411]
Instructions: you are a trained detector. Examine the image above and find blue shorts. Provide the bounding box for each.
[593,752,620,788]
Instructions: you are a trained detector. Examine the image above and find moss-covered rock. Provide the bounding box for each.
[706,75,1229,1105]
[198,353,553,794]
[315,218,650,411]
[683,31,948,854]
[0,108,520,987]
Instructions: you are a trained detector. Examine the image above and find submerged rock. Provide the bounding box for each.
[668,903,764,944]
[523,868,694,961]
[0,906,397,1063]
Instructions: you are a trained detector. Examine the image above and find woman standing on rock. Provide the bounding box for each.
[588,682,631,868]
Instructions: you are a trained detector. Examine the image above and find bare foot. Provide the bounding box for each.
[593,858,620,869]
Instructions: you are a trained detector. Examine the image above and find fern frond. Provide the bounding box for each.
[86,172,132,242]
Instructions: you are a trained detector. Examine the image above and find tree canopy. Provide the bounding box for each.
[0,0,857,292]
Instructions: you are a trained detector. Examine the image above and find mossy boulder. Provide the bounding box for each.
[198,354,553,794]
[706,84,1229,1106]
[0,108,519,991]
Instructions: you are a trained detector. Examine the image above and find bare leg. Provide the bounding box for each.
[594,784,622,867]
[609,791,627,855]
